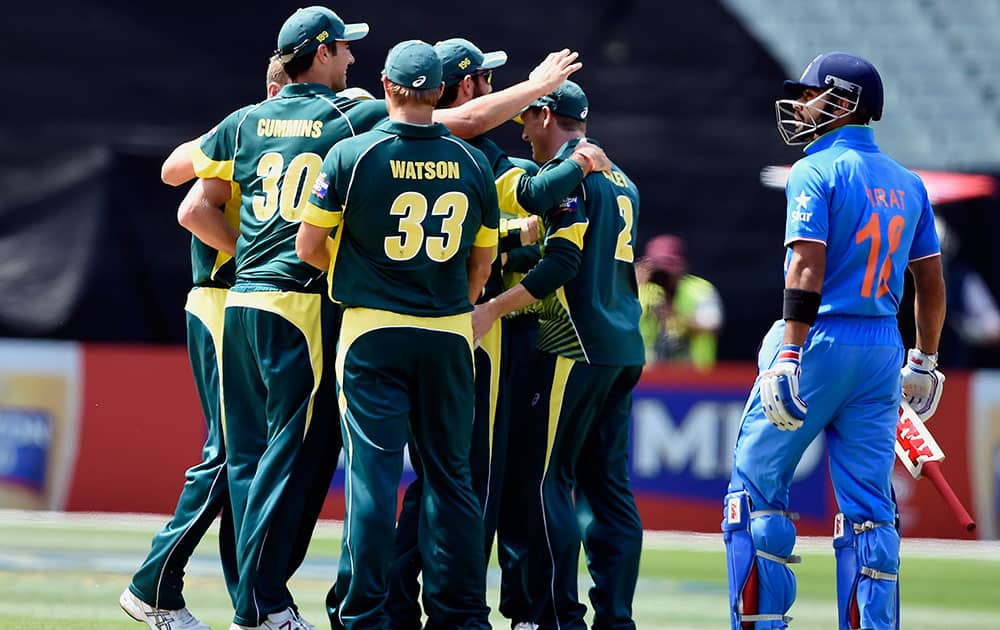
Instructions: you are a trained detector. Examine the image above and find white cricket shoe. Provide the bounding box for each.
[229,607,311,630]
[119,587,210,630]
[292,609,319,630]
[513,623,539,630]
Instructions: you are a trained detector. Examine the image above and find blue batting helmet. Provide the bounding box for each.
[783,52,883,121]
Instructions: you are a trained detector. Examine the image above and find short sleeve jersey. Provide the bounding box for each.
[193,83,387,290]
[531,138,645,366]
[783,125,940,316]
[303,119,499,317]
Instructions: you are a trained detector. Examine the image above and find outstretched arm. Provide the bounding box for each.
[433,50,582,139]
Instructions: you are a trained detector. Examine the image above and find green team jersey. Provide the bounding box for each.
[190,181,241,288]
[303,119,499,317]
[193,83,387,290]
[519,138,644,366]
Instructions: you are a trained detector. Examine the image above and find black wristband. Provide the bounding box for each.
[782,288,821,325]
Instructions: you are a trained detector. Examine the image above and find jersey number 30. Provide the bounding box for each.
[855,211,905,299]
[385,191,469,262]
[252,152,323,222]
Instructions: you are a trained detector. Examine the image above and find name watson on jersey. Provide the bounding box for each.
[389,160,461,181]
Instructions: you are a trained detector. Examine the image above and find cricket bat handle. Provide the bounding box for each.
[921,460,976,532]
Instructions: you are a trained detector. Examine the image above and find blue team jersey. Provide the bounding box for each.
[783,125,940,317]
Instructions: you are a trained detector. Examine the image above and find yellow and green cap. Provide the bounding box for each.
[382,40,443,90]
[434,38,507,87]
[514,79,589,123]
[275,6,369,64]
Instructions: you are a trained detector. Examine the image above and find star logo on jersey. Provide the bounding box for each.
[312,172,329,200]
[794,191,812,210]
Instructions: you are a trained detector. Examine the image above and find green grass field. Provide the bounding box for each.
[1,511,998,629]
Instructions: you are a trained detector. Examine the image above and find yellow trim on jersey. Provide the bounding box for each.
[335,306,475,419]
[224,290,326,437]
[325,223,347,302]
[211,181,242,280]
[543,354,575,473]
[192,145,234,182]
[495,167,531,218]
[548,221,588,250]
[474,225,499,248]
[302,201,343,229]
[479,319,503,458]
[185,287,228,440]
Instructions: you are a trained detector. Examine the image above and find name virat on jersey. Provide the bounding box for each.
[389,160,461,180]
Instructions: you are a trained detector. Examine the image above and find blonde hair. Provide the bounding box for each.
[385,80,441,108]
[266,55,291,90]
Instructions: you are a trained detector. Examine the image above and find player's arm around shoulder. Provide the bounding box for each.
[177,178,237,255]
[516,140,610,214]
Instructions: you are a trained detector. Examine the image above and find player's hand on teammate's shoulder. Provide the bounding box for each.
[571,140,611,174]
[528,49,583,93]
[759,344,808,431]
[900,348,945,421]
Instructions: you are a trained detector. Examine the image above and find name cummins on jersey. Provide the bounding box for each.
[193,83,387,290]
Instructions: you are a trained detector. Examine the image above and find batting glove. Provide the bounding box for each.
[900,349,945,422]
[759,344,808,431]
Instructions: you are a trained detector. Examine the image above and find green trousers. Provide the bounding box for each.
[130,287,238,609]
[496,314,542,624]
[330,308,490,630]
[222,286,342,626]
[518,351,644,630]
[387,316,511,629]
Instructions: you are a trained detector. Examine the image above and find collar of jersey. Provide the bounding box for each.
[804,124,876,155]
[375,119,450,138]
[549,136,600,164]
[277,82,339,98]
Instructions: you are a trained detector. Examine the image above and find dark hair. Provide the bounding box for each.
[437,82,461,108]
[283,43,336,81]
[553,113,586,132]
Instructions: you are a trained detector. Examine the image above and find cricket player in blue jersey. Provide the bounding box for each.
[723,52,946,630]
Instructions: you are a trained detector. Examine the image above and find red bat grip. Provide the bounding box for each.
[922,461,977,532]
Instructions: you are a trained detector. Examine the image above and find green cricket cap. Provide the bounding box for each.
[514,79,589,123]
[382,40,443,90]
[433,38,508,87]
[275,6,369,64]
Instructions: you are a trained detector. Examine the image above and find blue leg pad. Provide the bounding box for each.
[723,491,797,629]
[833,514,899,630]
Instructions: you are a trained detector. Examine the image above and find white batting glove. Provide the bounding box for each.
[759,344,808,431]
[900,349,945,421]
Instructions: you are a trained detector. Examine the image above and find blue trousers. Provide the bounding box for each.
[730,315,903,629]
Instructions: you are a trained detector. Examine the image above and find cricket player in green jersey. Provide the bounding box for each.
[120,58,292,630]
[192,7,387,629]
[473,80,645,630]
[296,39,497,630]
[383,38,612,630]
